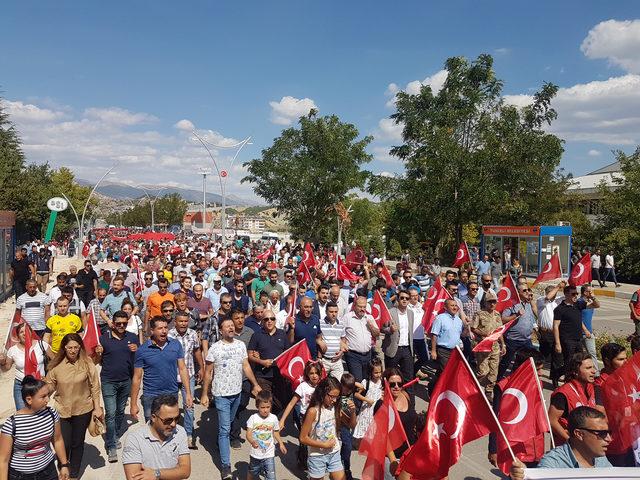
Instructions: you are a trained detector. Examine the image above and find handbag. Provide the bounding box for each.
[88,414,105,437]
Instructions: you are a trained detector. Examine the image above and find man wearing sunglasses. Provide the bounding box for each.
[498,283,538,380]
[122,394,191,480]
[510,406,612,478]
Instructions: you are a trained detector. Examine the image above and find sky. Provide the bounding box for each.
[2,1,640,203]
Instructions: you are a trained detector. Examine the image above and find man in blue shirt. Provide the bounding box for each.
[102,278,137,320]
[498,284,537,380]
[430,299,464,375]
[510,406,612,478]
[475,254,491,277]
[286,296,326,359]
[129,316,193,422]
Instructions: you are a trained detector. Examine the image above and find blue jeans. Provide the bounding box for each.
[179,377,196,437]
[215,394,241,468]
[13,379,24,411]
[102,378,132,449]
[248,456,276,480]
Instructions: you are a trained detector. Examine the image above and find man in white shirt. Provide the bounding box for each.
[604,250,620,287]
[381,291,415,383]
[536,281,566,387]
[341,296,380,382]
[590,248,605,288]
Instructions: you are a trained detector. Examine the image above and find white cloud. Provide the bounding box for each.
[84,107,158,126]
[375,118,403,142]
[385,69,448,108]
[588,149,602,156]
[505,74,640,145]
[494,47,511,56]
[269,96,317,125]
[174,119,195,131]
[371,145,401,164]
[581,19,640,73]
[1,97,260,201]
[378,171,395,178]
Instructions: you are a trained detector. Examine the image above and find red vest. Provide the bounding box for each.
[552,380,597,444]
[594,371,610,388]
[631,289,640,320]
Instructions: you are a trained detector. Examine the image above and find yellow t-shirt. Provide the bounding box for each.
[45,314,83,353]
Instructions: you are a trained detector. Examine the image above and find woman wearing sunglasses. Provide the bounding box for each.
[382,368,417,479]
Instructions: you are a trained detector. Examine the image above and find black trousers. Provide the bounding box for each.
[591,268,604,287]
[384,346,414,384]
[60,411,92,478]
[230,379,251,442]
[561,338,585,370]
[256,372,292,416]
[428,346,453,394]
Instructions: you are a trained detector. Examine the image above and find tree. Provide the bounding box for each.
[340,196,386,253]
[370,55,568,259]
[599,148,640,280]
[242,110,373,241]
[108,193,187,228]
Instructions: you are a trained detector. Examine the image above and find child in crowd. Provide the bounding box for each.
[246,391,287,480]
[338,373,358,480]
[353,358,384,447]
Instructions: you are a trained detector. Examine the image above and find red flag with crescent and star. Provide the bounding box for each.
[496,273,520,313]
[600,350,640,455]
[358,380,409,480]
[379,263,394,289]
[398,347,499,479]
[256,246,274,262]
[496,358,550,474]
[568,253,592,287]
[23,323,44,380]
[533,253,562,285]
[472,319,516,353]
[3,311,24,351]
[275,339,312,389]
[82,308,101,357]
[421,279,451,332]
[371,290,392,329]
[346,245,367,269]
[337,256,359,282]
[302,243,317,269]
[296,261,312,285]
[452,242,471,268]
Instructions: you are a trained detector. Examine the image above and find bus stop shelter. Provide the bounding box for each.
[481,225,572,277]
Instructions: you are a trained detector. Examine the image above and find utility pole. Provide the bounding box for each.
[199,168,212,234]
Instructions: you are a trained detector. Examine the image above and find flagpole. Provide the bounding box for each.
[455,346,517,463]
[530,357,556,449]
[273,338,305,363]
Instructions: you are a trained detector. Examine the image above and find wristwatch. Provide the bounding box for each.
[155,468,161,479]
[59,462,71,469]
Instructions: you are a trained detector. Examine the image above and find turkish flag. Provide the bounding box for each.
[82,241,90,258]
[346,245,367,269]
[296,261,312,285]
[601,350,640,454]
[569,253,592,287]
[379,264,394,289]
[533,253,562,284]
[275,339,312,389]
[371,290,392,329]
[3,311,24,351]
[337,256,359,282]
[496,358,550,474]
[398,348,499,479]
[23,323,43,380]
[302,243,317,268]
[421,279,451,332]
[131,255,144,295]
[452,242,471,268]
[82,308,101,357]
[256,246,273,261]
[358,380,409,480]
[496,273,520,313]
[472,319,515,353]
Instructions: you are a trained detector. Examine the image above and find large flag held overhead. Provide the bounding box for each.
[337,256,360,282]
[452,242,471,268]
[569,253,592,287]
[358,380,409,480]
[371,290,392,329]
[533,253,562,285]
[398,347,502,479]
[496,358,551,474]
[496,273,520,313]
[275,339,312,389]
[346,245,367,269]
[421,278,451,332]
[601,350,640,455]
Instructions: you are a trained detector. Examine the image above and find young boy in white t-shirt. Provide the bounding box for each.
[246,391,287,480]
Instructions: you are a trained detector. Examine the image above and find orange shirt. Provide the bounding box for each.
[146,291,175,318]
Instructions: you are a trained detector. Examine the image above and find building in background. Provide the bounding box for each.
[567,161,622,222]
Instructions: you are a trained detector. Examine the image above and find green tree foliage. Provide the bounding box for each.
[370,55,568,258]
[340,197,386,253]
[242,110,373,242]
[599,148,640,280]
[108,193,187,228]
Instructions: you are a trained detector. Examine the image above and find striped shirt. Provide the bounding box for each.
[321,318,345,358]
[16,292,50,330]
[1,407,59,473]
[168,328,199,377]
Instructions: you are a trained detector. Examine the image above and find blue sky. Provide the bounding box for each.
[2,1,640,202]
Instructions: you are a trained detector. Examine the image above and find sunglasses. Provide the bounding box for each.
[469,287,479,291]
[263,317,276,321]
[114,322,128,327]
[162,309,175,313]
[578,428,611,440]
[389,381,402,388]
[154,414,180,426]
[221,301,232,304]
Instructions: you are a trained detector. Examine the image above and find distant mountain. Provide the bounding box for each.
[77,180,262,206]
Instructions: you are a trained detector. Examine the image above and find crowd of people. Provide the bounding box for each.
[1,237,639,480]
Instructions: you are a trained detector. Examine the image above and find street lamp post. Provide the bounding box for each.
[199,168,212,234]
[79,165,117,256]
[191,131,251,245]
[59,192,82,258]
[137,186,167,231]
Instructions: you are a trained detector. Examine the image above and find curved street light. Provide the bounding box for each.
[78,164,117,256]
[191,131,252,245]
[136,185,167,231]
